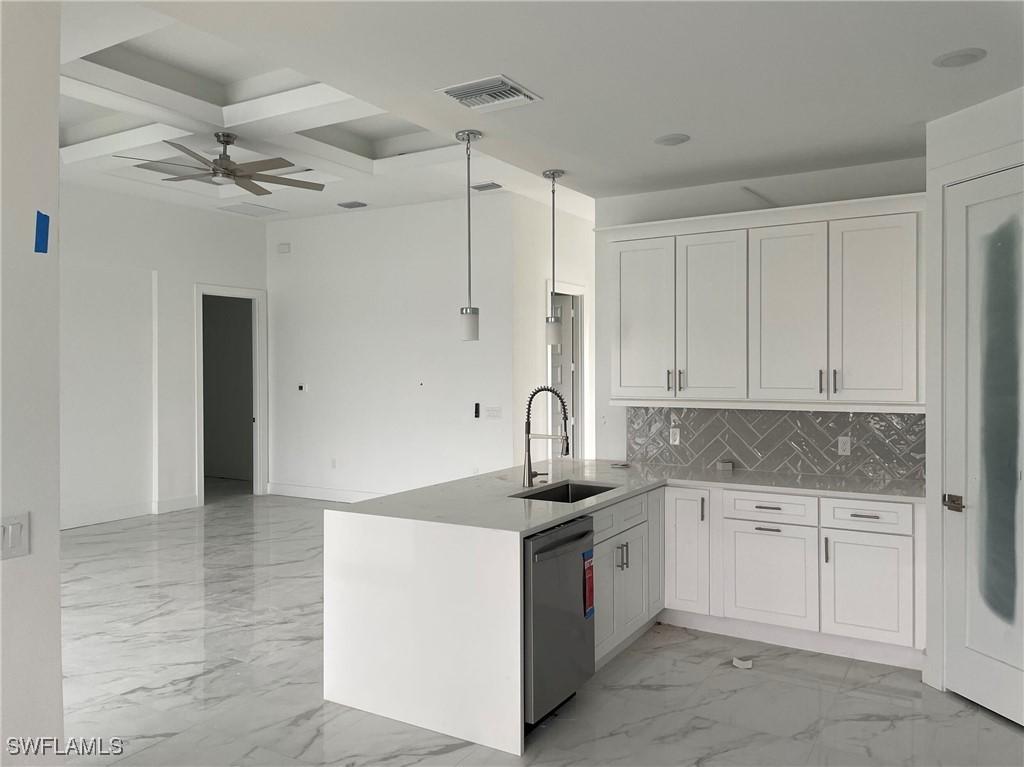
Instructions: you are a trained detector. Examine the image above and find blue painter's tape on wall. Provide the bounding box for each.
[34,210,50,254]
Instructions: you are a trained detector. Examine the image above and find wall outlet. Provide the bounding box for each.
[670,428,680,445]
[1,512,30,560]
[837,435,852,456]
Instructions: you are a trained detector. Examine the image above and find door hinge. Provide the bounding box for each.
[943,493,964,512]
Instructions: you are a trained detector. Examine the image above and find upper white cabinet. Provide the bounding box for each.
[605,196,923,410]
[610,238,676,398]
[828,214,918,402]
[676,231,748,399]
[749,222,829,401]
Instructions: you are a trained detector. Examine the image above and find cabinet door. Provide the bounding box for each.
[611,238,676,398]
[749,223,828,401]
[821,528,913,646]
[828,214,918,403]
[646,491,665,615]
[593,537,619,660]
[664,487,710,614]
[675,230,748,399]
[722,518,819,631]
[615,523,650,640]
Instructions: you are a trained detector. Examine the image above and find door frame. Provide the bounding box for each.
[925,141,1024,691]
[546,278,586,458]
[194,283,269,506]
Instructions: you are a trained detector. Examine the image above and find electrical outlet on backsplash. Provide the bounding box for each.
[625,407,925,481]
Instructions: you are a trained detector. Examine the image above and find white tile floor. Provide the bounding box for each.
[61,492,1023,766]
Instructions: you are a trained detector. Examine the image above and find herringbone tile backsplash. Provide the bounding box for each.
[626,407,926,480]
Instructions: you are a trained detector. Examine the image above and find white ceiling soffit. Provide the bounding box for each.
[155,1,1024,198]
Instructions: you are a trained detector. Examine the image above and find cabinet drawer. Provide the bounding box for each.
[821,497,913,535]
[592,495,647,544]
[723,490,818,526]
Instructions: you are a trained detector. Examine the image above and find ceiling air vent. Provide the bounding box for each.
[470,181,503,192]
[439,75,541,113]
[219,203,285,218]
[337,201,367,209]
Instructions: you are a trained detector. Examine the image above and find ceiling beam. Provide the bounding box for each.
[60,123,192,165]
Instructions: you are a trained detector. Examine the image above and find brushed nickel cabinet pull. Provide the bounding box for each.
[850,512,880,520]
[755,526,782,533]
[624,541,630,569]
[833,369,839,394]
[678,369,685,390]
[666,370,672,391]
[818,369,824,394]
[754,505,782,511]
[700,496,705,522]
[824,536,830,563]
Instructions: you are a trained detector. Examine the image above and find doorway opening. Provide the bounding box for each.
[548,292,583,458]
[202,294,255,502]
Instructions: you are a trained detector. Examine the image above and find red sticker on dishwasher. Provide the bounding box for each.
[583,549,594,619]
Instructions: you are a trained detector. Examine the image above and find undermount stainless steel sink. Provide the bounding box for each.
[512,481,618,504]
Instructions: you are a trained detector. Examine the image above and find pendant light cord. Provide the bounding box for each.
[550,174,556,315]
[465,136,472,308]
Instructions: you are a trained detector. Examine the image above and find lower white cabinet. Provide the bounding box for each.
[820,528,914,646]
[594,522,649,660]
[664,487,710,614]
[722,518,819,631]
[646,490,665,614]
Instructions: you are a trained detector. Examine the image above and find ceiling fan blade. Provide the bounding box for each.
[248,173,325,192]
[163,172,213,182]
[233,177,272,196]
[232,158,294,174]
[112,155,207,171]
[163,140,215,168]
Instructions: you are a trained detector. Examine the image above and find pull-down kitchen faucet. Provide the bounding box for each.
[522,385,570,487]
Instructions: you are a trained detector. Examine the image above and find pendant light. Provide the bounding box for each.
[543,169,565,346]
[456,129,482,341]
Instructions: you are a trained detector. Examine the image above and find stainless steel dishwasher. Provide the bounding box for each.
[523,516,595,725]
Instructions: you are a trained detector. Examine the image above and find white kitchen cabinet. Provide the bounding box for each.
[722,518,819,631]
[828,214,918,403]
[749,222,829,401]
[646,490,665,614]
[664,487,710,614]
[820,528,914,646]
[675,230,748,399]
[594,522,649,661]
[610,238,676,398]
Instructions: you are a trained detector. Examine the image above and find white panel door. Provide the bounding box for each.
[615,523,650,640]
[829,214,918,402]
[943,165,1024,724]
[675,230,748,399]
[664,487,710,614]
[749,223,828,400]
[611,238,676,398]
[593,536,619,660]
[722,518,819,631]
[821,528,914,646]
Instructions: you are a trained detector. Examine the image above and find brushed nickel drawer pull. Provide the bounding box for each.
[666,370,672,391]
[818,369,824,394]
[833,369,839,394]
[755,526,782,533]
[754,505,782,511]
[700,496,705,522]
[824,536,830,563]
[850,512,881,520]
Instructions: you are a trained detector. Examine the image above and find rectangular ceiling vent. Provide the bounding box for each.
[470,181,503,192]
[439,75,541,112]
[219,203,285,218]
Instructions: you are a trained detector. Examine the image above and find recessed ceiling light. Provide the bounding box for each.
[654,133,691,147]
[337,201,367,209]
[932,48,987,68]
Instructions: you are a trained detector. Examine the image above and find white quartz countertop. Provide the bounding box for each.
[335,460,925,537]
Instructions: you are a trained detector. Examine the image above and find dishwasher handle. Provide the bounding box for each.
[533,530,593,563]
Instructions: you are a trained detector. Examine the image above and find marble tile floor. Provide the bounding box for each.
[62,494,1023,767]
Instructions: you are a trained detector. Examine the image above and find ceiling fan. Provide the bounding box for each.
[114,132,325,196]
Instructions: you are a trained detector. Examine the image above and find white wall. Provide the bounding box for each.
[203,294,253,482]
[265,192,595,501]
[594,159,927,459]
[59,184,265,525]
[1,1,65,751]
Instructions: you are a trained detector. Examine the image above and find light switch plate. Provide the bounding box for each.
[670,428,680,445]
[837,436,852,456]
[1,512,30,560]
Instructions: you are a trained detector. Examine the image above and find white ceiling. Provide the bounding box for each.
[58,6,595,221]
[154,1,1024,197]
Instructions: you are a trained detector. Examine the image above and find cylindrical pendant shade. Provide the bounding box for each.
[545,315,561,346]
[460,306,480,341]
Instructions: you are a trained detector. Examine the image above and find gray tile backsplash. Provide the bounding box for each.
[626,407,925,481]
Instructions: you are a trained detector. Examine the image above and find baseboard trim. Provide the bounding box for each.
[156,494,200,514]
[659,609,925,670]
[267,482,383,504]
[61,500,154,530]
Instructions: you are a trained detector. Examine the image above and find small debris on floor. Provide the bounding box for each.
[732,656,753,669]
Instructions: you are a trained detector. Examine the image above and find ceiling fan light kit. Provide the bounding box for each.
[456,129,483,342]
[116,131,326,197]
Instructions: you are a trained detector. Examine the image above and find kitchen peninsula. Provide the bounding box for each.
[323,460,925,755]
